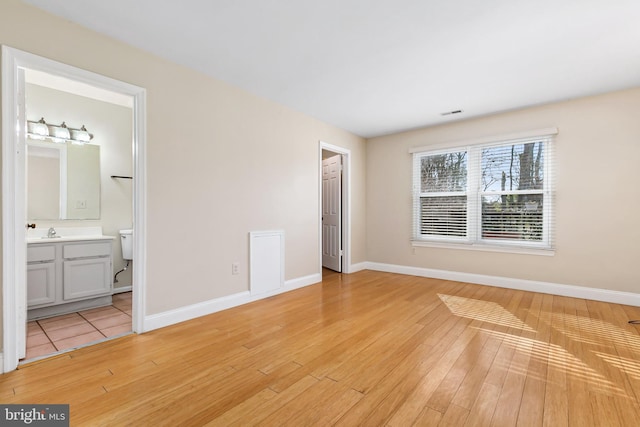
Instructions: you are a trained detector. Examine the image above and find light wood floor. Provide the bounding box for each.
[2,270,640,426]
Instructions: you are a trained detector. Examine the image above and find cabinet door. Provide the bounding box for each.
[27,262,56,307]
[63,257,111,300]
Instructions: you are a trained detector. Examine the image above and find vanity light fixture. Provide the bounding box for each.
[70,125,92,143]
[26,117,49,139]
[47,121,70,142]
[26,118,94,144]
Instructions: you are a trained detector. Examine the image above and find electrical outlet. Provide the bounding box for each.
[232,262,240,275]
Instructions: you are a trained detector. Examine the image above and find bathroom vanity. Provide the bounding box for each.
[27,227,114,320]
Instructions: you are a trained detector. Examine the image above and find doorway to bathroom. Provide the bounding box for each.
[1,46,147,372]
[23,74,134,361]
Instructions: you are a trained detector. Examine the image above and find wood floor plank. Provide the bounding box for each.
[411,407,443,426]
[558,296,595,427]
[516,377,545,427]
[483,290,528,388]
[327,323,425,390]
[491,292,539,426]
[464,382,501,427]
[255,377,346,426]
[450,331,502,410]
[438,403,470,426]
[589,392,623,427]
[542,296,569,427]
[310,388,365,426]
[1,270,639,426]
[205,375,318,426]
[516,293,550,427]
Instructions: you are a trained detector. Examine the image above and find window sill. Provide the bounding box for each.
[411,240,555,256]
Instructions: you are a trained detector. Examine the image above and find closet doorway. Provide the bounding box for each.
[319,141,351,275]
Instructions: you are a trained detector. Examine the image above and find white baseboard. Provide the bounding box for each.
[285,273,322,290]
[0,353,4,374]
[143,273,322,332]
[113,286,132,294]
[349,262,368,273]
[365,262,640,307]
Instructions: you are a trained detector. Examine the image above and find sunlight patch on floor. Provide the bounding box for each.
[438,294,535,332]
[554,314,640,352]
[595,352,640,381]
[478,328,626,397]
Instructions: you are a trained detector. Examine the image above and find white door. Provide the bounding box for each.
[16,66,27,360]
[322,154,342,272]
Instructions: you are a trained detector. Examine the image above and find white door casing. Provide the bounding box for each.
[15,66,27,360]
[322,154,342,272]
[2,46,148,373]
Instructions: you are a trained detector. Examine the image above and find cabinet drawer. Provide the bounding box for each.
[63,242,111,259]
[27,245,56,263]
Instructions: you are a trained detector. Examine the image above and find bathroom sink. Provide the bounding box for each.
[28,235,115,244]
[27,226,116,244]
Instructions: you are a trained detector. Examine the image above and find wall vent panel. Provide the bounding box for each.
[249,230,284,295]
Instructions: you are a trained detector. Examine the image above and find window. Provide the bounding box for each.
[417,150,468,239]
[413,133,554,250]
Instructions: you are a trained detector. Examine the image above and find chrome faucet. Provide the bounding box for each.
[47,227,57,238]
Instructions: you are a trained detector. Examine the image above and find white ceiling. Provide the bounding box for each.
[21,0,640,138]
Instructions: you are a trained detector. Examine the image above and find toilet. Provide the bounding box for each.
[119,229,133,260]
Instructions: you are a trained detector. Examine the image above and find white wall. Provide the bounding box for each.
[366,88,640,294]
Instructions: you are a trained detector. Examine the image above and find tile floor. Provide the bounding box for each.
[25,292,132,360]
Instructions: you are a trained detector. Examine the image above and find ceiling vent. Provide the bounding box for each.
[441,109,463,116]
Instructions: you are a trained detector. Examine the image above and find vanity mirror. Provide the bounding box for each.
[27,139,101,220]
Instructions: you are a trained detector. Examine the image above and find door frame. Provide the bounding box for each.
[1,46,148,373]
[318,141,351,273]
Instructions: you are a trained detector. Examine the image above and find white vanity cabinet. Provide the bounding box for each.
[27,237,114,319]
[63,241,112,300]
[27,245,56,306]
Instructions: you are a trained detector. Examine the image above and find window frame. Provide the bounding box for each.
[413,148,469,243]
[412,133,555,253]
